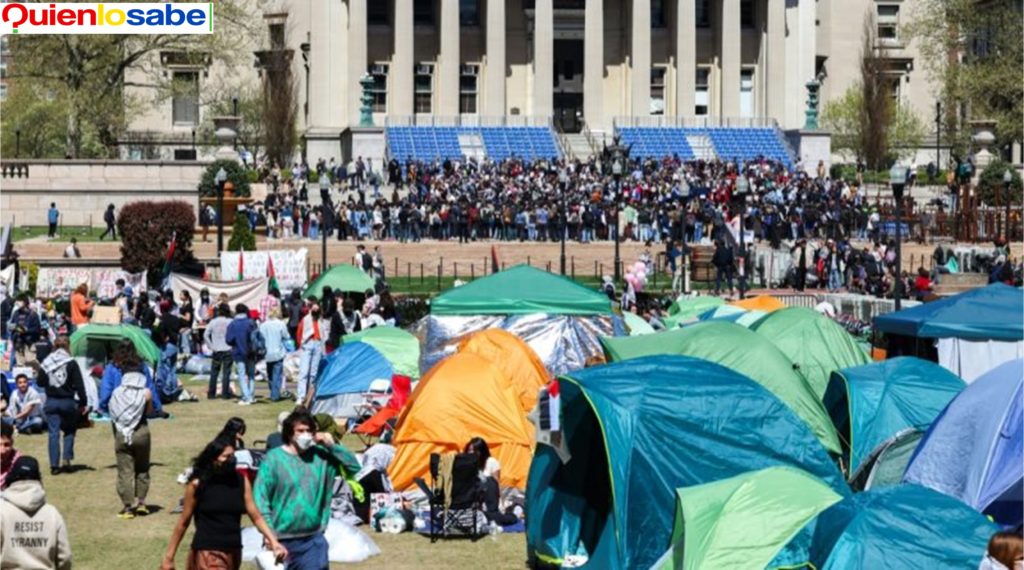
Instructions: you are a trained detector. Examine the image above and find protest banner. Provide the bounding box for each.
[169,273,269,312]
[219,249,308,292]
[35,268,147,299]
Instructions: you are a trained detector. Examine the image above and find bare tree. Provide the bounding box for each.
[859,13,895,170]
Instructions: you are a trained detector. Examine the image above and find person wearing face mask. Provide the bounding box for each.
[295,301,322,406]
[254,411,360,570]
[161,436,287,570]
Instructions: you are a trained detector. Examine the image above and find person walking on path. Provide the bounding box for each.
[0,456,73,570]
[100,204,117,241]
[260,307,291,402]
[204,304,234,400]
[161,436,287,570]
[34,336,87,476]
[224,304,256,405]
[47,203,59,239]
[108,365,153,519]
[254,411,359,570]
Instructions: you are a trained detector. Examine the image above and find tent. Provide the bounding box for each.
[416,265,620,375]
[663,295,724,329]
[696,305,767,328]
[457,329,549,413]
[903,359,1023,525]
[430,264,612,316]
[751,307,870,400]
[653,466,843,570]
[303,264,375,298]
[310,342,394,418]
[823,357,965,486]
[69,323,161,365]
[729,294,786,313]
[388,352,534,490]
[621,311,655,335]
[874,284,1024,382]
[526,356,849,570]
[803,484,997,569]
[599,322,840,455]
[342,327,420,378]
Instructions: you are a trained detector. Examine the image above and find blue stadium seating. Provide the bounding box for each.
[616,127,695,160]
[614,126,793,167]
[386,126,560,162]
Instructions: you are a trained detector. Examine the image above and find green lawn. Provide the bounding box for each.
[14,376,525,569]
[11,226,111,242]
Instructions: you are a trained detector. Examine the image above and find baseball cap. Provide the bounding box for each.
[7,456,41,485]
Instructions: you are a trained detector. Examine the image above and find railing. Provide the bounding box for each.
[581,121,601,157]
[613,116,779,129]
[384,115,554,128]
[552,122,574,161]
[1,163,30,178]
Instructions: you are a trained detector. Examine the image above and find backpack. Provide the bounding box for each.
[249,324,266,359]
[361,252,373,271]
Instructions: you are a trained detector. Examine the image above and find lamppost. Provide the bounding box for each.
[321,204,331,275]
[300,39,311,164]
[1003,169,1013,241]
[15,129,20,158]
[559,167,568,275]
[215,167,227,255]
[889,165,908,311]
[734,175,750,299]
[191,128,196,158]
[611,157,623,282]
[934,101,942,176]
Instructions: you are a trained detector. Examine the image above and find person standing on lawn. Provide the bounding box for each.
[108,363,153,519]
[259,307,291,402]
[47,203,59,239]
[295,301,323,405]
[100,204,117,241]
[203,304,234,400]
[224,304,256,405]
[254,411,360,570]
[34,336,87,476]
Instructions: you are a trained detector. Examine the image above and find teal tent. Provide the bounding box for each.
[303,264,375,298]
[803,484,997,569]
[663,295,724,329]
[823,357,965,486]
[621,311,655,336]
[873,283,1024,341]
[696,305,767,328]
[430,265,612,316]
[69,323,161,364]
[525,356,849,570]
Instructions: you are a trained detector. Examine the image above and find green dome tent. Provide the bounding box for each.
[69,323,161,365]
[429,264,612,316]
[823,357,965,487]
[599,322,840,454]
[653,466,844,570]
[621,311,655,336]
[303,264,375,298]
[343,326,421,379]
[662,295,724,329]
[752,307,870,400]
[525,356,849,570]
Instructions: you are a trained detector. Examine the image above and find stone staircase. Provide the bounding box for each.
[563,133,597,160]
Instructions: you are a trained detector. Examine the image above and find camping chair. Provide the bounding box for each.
[352,375,411,448]
[351,377,393,419]
[414,452,485,543]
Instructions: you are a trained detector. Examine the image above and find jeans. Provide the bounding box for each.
[693,222,704,243]
[15,415,45,434]
[235,359,255,403]
[297,340,322,403]
[208,351,233,398]
[828,268,843,291]
[44,397,79,469]
[179,330,192,357]
[114,423,150,508]
[281,534,329,570]
[157,343,180,403]
[266,359,284,401]
[714,268,734,295]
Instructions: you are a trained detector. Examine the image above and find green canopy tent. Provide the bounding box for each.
[823,357,965,487]
[430,264,613,316]
[751,307,870,400]
[69,323,161,365]
[525,356,849,570]
[343,326,420,378]
[599,322,840,454]
[621,311,655,336]
[303,264,375,298]
[653,466,844,570]
[662,295,724,329]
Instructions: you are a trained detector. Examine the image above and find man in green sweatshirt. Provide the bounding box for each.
[254,410,360,569]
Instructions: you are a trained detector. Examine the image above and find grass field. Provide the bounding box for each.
[14,376,525,569]
[11,226,110,243]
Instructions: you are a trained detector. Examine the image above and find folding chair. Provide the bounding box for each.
[414,452,484,542]
[352,375,411,448]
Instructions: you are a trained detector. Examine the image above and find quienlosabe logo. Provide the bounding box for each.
[0,3,213,35]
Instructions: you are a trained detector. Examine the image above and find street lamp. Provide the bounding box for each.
[321,204,331,275]
[559,167,569,275]
[1003,169,1013,241]
[889,165,908,311]
[15,129,20,158]
[734,175,750,299]
[215,167,227,254]
[611,157,623,282]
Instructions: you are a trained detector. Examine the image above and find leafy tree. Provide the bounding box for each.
[227,211,256,252]
[198,159,252,198]
[821,86,926,165]
[258,47,299,168]
[117,201,196,286]
[977,160,1023,207]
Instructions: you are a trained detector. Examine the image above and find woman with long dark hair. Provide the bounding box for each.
[464,437,517,526]
[161,437,286,570]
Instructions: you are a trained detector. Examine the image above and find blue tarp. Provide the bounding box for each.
[873,283,1024,341]
[314,342,394,398]
[903,359,1023,525]
[801,484,997,569]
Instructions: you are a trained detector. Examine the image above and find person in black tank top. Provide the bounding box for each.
[161,437,286,570]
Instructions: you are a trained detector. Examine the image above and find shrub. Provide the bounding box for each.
[197,159,251,198]
[117,201,196,286]
[977,160,1022,207]
[227,210,256,252]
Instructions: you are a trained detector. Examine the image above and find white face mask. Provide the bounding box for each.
[293,432,315,452]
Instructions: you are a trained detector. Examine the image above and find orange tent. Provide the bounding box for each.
[730,295,786,313]
[458,329,550,413]
[388,352,535,490]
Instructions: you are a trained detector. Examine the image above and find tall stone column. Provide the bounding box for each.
[391,0,414,116]
[347,0,368,126]
[584,0,604,128]
[675,0,696,117]
[719,0,741,118]
[438,0,461,116]
[631,0,651,116]
[309,0,345,128]
[534,0,554,118]
[766,0,785,123]
[484,0,507,115]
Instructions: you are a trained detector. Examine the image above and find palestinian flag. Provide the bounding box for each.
[267,255,279,291]
[237,252,245,281]
[160,231,177,279]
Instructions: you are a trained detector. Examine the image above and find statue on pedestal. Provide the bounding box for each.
[804,76,822,130]
[359,74,375,127]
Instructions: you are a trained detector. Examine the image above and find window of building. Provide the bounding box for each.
[741,0,755,28]
[696,0,710,28]
[368,3,389,25]
[172,71,200,126]
[877,4,899,42]
[652,0,667,28]
[460,66,478,114]
[651,67,666,115]
[414,0,434,26]
[368,64,388,112]
[460,0,480,26]
[268,23,285,50]
[415,66,433,113]
[740,69,754,118]
[695,68,710,116]
[878,24,898,40]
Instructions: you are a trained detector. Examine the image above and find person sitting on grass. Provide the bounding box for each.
[7,374,45,434]
[161,436,287,570]
[0,456,72,570]
[464,437,519,527]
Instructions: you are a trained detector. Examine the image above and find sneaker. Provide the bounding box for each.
[134,504,151,516]
[237,400,251,406]
[117,508,136,520]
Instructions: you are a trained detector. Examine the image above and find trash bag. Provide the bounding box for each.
[326,518,381,563]
[184,355,212,375]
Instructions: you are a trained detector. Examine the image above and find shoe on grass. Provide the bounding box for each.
[134,504,151,516]
[117,508,136,520]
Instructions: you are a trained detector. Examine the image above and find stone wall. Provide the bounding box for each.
[1,159,207,226]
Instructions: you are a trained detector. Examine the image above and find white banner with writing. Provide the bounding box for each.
[219,249,308,293]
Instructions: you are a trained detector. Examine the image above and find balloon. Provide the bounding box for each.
[633,261,646,274]
[637,270,647,282]
[635,279,645,292]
